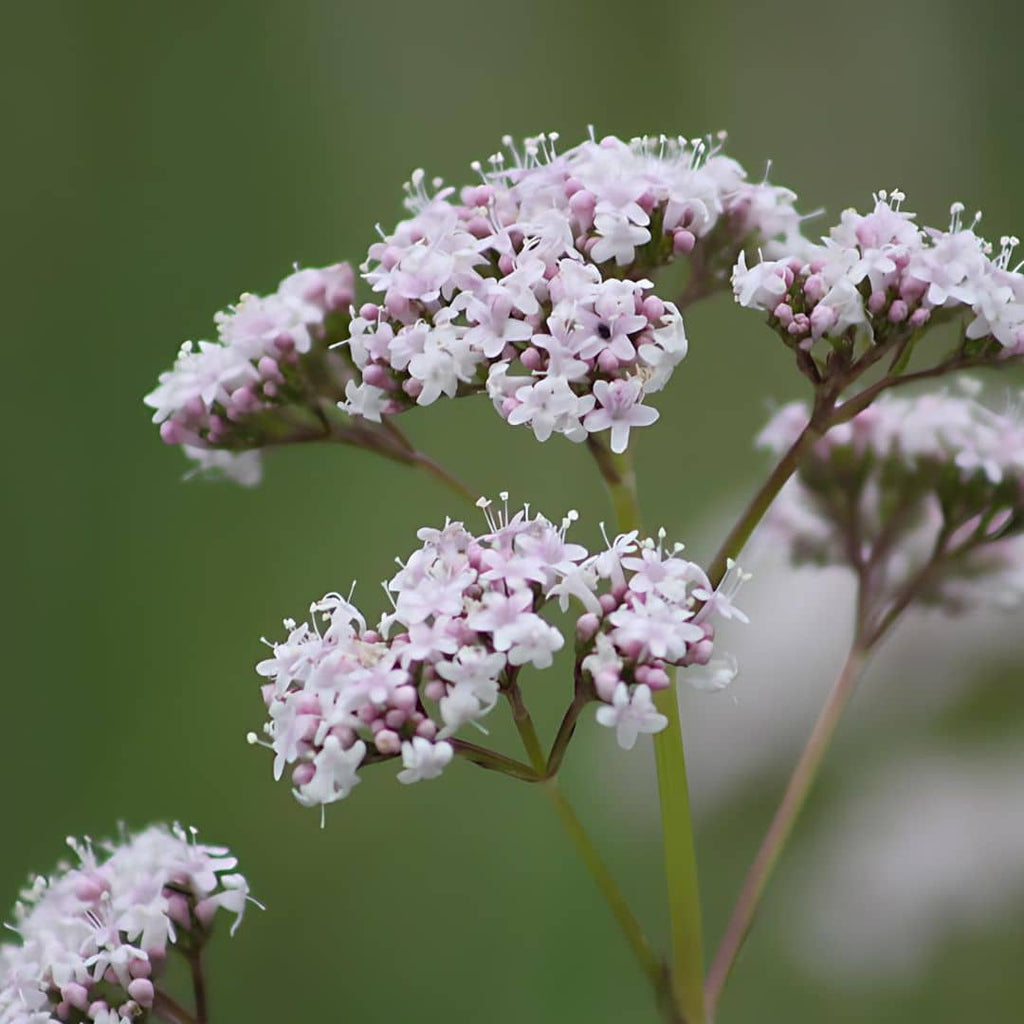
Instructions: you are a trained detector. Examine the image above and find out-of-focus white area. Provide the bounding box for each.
[681,527,1023,810]
[596,517,1022,818]
[588,503,1024,980]
[788,746,1024,980]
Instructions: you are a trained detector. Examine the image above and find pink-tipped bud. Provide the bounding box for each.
[292,762,316,787]
[909,307,931,328]
[384,708,407,729]
[165,891,192,929]
[415,719,438,740]
[375,729,402,755]
[402,378,423,398]
[159,419,184,446]
[772,302,794,326]
[641,296,666,321]
[362,364,394,390]
[127,980,154,1008]
[888,300,909,323]
[63,983,90,1010]
[424,680,445,701]
[576,613,600,642]
[803,274,826,303]
[597,349,620,374]
[672,229,696,255]
[868,290,888,314]
[520,347,543,371]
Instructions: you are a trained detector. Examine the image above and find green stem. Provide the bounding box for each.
[705,418,825,587]
[585,436,642,534]
[187,949,209,1024]
[544,778,666,997]
[450,739,542,782]
[704,644,868,1015]
[590,440,706,1024]
[153,991,199,1024]
[505,680,668,1014]
[652,683,706,1024]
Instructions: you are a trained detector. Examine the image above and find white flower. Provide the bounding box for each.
[182,446,262,487]
[397,737,454,784]
[591,211,651,266]
[293,736,366,806]
[584,378,659,453]
[503,615,565,669]
[680,654,739,692]
[595,683,668,749]
[341,379,389,422]
[507,377,593,442]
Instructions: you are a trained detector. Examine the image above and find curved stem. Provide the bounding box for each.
[545,691,589,777]
[543,778,666,996]
[505,679,669,1014]
[450,738,541,781]
[187,950,208,1024]
[152,991,199,1024]
[705,644,869,1014]
[705,417,826,587]
[408,449,479,505]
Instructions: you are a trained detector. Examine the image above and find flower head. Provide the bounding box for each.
[759,386,1024,620]
[733,192,1024,374]
[0,825,252,1024]
[252,499,744,809]
[337,131,803,451]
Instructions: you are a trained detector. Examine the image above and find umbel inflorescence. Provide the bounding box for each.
[249,497,747,811]
[0,825,251,1024]
[145,130,805,482]
[759,385,1024,629]
[85,125,1024,1022]
[734,192,1023,381]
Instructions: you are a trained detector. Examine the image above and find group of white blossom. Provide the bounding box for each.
[144,263,357,485]
[341,131,803,451]
[0,826,250,1024]
[759,385,1024,614]
[147,130,807,480]
[733,191,1024,359]
[250,497,747,811]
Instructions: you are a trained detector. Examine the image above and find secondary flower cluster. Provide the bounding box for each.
[734,192,1024,366]
[145,264,358,484]
[339,131,804,451]
[251,499,744,810]
[759,386,1024,617]
[0,825,250,1024]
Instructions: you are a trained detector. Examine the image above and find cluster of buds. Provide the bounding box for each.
[144,264,394,484]
[338,131,804,451]
[734,192,1024,379]
[250,497,746,811]
[0,825,250,1024]
[759,385,1024,624]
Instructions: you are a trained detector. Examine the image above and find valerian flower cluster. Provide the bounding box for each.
[342,132,802,451]
[1,826,250,1024]
[249,497,747,810]
[19,124,1011,1021]
[759,385,1024,619]
[146,131,806,481]
[734,192,1023,367]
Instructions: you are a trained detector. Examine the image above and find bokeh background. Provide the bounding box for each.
[4,1,1023,1020]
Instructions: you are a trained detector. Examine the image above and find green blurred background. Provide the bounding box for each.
[4,2,1023,1020]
